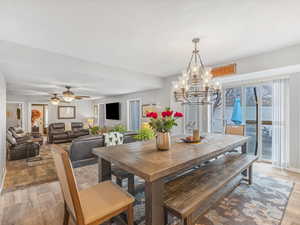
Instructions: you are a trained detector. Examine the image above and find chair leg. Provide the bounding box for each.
[183,216,192,225]
[128,175,135,195]
[117,177,123,187]
[103,220,112,225]
[63,203,70,225]
[164,208,168,225]
[127,204,134,225]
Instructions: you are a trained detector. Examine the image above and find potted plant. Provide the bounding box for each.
[134,123,155,141]
[146,108,183,150]
[110,124,127,133]
[90,126,100,135]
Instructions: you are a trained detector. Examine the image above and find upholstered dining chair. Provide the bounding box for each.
[225,124,245,136]
[52,145,134,225]
[225,124,245,154]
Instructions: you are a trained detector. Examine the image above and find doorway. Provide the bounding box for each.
[127,99,141,131]
[31,104,48,135]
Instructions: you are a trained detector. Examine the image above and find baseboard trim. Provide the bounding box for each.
[287,167,300,174]
[0,167,6,194]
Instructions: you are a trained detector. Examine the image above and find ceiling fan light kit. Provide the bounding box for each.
[50,94,60,105]
[62,86,75,102]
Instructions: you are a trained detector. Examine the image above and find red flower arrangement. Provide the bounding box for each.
[146,112,158,119]
[146,108,184,133]
[174,112,184,117]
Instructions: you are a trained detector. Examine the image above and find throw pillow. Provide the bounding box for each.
[7,132,17,145]
[103,132,124,147]
[14,127,23,134]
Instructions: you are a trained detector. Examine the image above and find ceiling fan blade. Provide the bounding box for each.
[75,96,91,99]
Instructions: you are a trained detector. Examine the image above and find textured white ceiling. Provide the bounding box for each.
[1,0,300,99]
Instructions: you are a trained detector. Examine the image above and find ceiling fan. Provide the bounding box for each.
[49,86,91,105]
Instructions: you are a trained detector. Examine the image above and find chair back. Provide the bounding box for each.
[71,122,84,130]
[49,123,65,132]
[225,125,245,136]
[51,145,84,225]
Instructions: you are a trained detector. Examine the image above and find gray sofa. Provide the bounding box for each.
[69,132,138,168]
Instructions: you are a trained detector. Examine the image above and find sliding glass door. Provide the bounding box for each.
[222,83,273,161]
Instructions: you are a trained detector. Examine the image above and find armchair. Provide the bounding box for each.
[6,131,40,160]
[70,122,89,138]
[48,123,69,144]
[8,127,30,144]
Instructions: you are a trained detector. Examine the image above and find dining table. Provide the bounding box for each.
[92,134,249,225]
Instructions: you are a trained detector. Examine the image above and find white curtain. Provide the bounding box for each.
[272,79,289,168]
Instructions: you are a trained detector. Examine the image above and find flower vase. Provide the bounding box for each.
[156,132,171,151]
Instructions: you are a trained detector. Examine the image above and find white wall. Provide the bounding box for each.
[92,75,184,129]
[0,72,6,190]
[5,95,93,131]
[48,101,93,129]
[93,89,165,128]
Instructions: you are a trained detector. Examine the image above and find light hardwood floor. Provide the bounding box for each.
[254,162,300,225]
[0,162,299,225]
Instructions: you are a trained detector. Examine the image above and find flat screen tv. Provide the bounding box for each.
[106,102,120,120]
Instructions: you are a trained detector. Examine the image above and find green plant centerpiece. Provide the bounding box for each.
[90,126,100,135]
[110,124,127,133]
[134,125,155,141]
[146,108,183,150]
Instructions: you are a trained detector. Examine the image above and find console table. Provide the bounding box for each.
[93,134,249,225]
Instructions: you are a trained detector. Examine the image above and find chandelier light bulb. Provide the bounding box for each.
[173,82,179,89]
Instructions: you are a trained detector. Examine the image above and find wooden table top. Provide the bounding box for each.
[93,134,249,182]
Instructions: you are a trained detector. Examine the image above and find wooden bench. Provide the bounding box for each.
[164,153,258,225]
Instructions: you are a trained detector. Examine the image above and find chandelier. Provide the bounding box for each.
[173,38,221,105]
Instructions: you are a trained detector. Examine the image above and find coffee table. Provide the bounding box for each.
[31,137,43,145]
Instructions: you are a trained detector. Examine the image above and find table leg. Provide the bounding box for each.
[98,158,112,182]
[145,179,164,225]
[248,165,253,185]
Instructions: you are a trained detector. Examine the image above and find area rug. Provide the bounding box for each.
[3,144,70,192]
[194,174,294,225]
[74,165,294,225]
